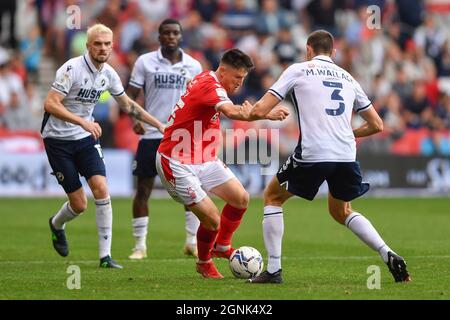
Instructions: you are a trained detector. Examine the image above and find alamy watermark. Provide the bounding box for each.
[166,121,280,175]
[366,265,381,289]
[66,265,81,290]
[66,5,81,30]
[366,5,382,30]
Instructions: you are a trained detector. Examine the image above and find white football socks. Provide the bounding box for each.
[263,206,284,274]
[95,197,113,259]
[185,210,200,246]
[52,201,78,230]
[132,216,148,250]
[345,212,393,263]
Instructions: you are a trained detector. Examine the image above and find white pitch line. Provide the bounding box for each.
[0,255,449,265]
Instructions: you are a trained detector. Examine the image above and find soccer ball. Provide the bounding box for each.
[229,246,264,279]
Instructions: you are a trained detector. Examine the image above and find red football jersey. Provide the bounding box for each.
[158,71,232,164]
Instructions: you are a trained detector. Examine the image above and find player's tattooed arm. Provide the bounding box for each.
[114,94,165,134]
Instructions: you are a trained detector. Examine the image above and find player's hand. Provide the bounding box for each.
[82,120,102,139]
[242,100,253,117]
[158,124,166,134]
[266,105,290,121]
[133,121,145,135]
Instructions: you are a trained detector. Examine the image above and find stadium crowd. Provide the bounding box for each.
[0,0,450,158]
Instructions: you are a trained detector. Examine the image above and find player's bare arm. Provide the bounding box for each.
[218,95,289,121]
[114,94,165,134]
[247,92,290,121]
[353,106,384,138]
[126,86,145,135]
[44,90,102,139]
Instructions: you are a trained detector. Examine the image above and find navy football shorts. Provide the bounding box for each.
[44,135,106,193]
[132,138,162,178]
[276,155,370,202]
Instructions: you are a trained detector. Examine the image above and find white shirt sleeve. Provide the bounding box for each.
[268,64,300,100]
[51,63,74,96]
[194,61,203,76]
[353,80,372,112]
[109,69,125,97]
[129,57,145,88]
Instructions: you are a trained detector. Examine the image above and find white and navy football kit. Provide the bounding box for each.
[41,53,125,193]
[270,55,371,201]
[129,48,202,177]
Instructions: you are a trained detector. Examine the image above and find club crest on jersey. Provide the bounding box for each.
[55,172,64,182]
[187,187,197,200]
[210,112,219,122]
[180,68,186,76]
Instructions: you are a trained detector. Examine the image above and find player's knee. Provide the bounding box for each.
[329,206,352,225]
[264,188,282,207]
[233,191,249,209]
[203,214,220,231]
[70,199,87,213]
[135,186,151,203]
[91,183,109,199]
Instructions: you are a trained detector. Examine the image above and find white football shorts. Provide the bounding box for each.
[156,152,236,205]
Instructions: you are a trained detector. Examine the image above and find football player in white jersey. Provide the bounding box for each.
[246,30,411,283]
[127,19,203,260]
[43,24,165,268]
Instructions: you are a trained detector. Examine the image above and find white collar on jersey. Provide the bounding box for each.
[83,53,104,73]
[157,47,186,65]
[209,71,219,82]
[312,55,334,64]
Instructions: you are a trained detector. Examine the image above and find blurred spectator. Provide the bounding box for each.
[273,26,300,69]
[137,0,170,21]
[220,0,256,41]
[414,14,446,66]
[181,10,204,51]
[379,91,405,139]
[1,90,40,131]
[193,0,221,22]
[403,81,431,129]
[256,0,294,35]
[307,0,344,36]
[20,26,43,83]
[0,0,17,48]
[96,0,122,31]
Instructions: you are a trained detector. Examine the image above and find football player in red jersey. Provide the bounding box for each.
[156,49,289,278]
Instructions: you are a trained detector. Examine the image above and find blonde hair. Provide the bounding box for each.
[86,24,113,42]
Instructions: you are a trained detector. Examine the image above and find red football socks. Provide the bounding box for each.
[215,204,246,247]
[196,224,218,261]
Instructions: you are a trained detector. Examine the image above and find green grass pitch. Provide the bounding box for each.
[0,197,449,300]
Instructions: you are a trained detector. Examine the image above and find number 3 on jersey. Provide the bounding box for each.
[322,81,345,116]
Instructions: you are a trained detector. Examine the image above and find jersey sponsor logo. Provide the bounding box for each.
[154,73,186,89]
[75,88,104,103]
